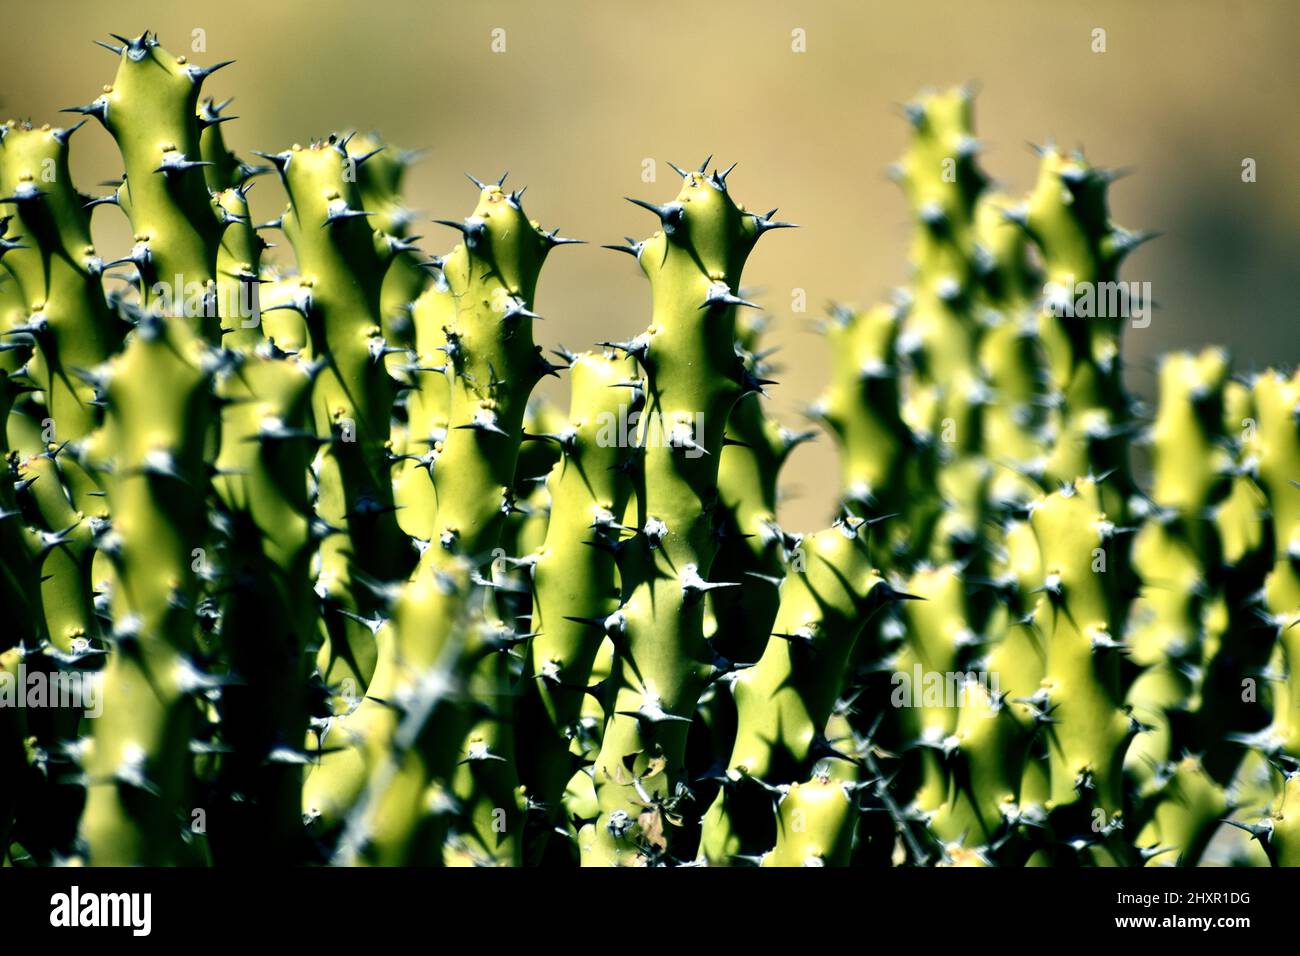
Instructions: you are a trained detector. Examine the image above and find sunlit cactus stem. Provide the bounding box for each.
[698,516,893,863]
[265,134,412,710]
[0,120,120,658]
[72,31,233,341]
[79,315,217,865]
[581,160,791,865]
[523,349,637,853]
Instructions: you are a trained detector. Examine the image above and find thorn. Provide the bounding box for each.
[251,150,292,174]
[155,152,213,176]
[617,696,692,726]
[1220,817,1273,843]
[187,60,236,83]
[321,199,374,227]
[753,208,798,234]
[499,296,542,322]
[109,31,155,62]
[598,335,650,361]
[714,162,738,187]
[433,217,486,249]
[0,235,29,257]
[543,227,584,247]
[459,740,508,765]
[352,146,384,166]
[0,183,47,204]
[52,120,87,144]
[61,97,109,122]
[603,236,644,258]
[386,234,423,255]
[681,563,741,598]
[197,110,238,131]
[454,407,509,437]
[626,197,684,235]
[700,282,760,312]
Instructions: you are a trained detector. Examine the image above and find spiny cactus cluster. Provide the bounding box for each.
[1,33,1296,868]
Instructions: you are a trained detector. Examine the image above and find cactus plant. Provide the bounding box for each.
[1,34,1297,872]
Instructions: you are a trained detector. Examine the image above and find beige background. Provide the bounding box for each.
[4,0,1297,531]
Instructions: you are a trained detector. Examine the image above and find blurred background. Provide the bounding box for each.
[4,0,1296,530]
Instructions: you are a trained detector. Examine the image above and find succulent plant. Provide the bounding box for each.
[0,34,1296,870]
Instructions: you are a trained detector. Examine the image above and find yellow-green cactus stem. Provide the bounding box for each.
[760,771,857,867]
[208,349,318,862]
[306,179,571,862]
[698,516,890,863]
[1133,755,1228,867]
[425,178,574,866]
[490,397,562,618]
[923,678,1038,855]
[0,372,45,641]
[708,316,813,664]
[581,161,790,866]
[812,304,909,509]
[972,192,1047,508]
[1253,371,1300,756]
[1028,478,1136,836]
[0,120,119,655]
[390,274,452,540]
[504,397,564,560]
[893,561,1009,850]
[891,90,1026,578]
[14,452,103,666]
[441,600,530,867]
[267,134,414,711]
[350,132,428,355]
[71,32,232,340]
[1021,145,1150,517]
[79,314,217,864]
[0,120,119,464]
[524,350,636,842]
[891,87,987,461]
[425,177,569,564]
[1204,380,1272,797]
[1214,377,1269,575]
[1125,351,1238,805]
[0,264,30,374]
[198,96,266,351]
[890,89,997,573]
[1264,771,1300,866]
[256,268,313,355]
[327,558,479,865]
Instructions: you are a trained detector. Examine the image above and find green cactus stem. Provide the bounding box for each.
[78,314,217,864]
[581,162,789,866]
